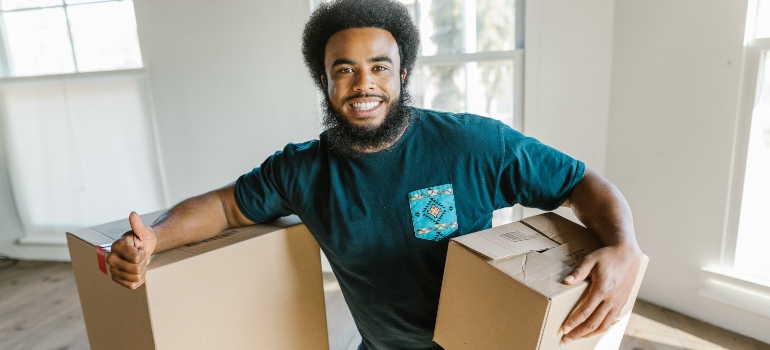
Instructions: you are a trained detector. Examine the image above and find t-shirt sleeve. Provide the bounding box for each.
[495,123,585,211]
[234,151,295,223]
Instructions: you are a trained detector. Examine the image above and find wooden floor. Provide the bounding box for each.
[1,260,769,350]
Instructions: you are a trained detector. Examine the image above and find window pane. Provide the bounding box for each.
[755,0,770,39]
[67,1,143,72]
[400,0,515,55]
[409,60,514,126]
[3,8,76,76]
[735,51,770,281]
[1,0,62,11]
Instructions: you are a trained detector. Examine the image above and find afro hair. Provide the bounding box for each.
[301,0,420,92]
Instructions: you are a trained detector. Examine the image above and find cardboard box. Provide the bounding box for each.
[434,213,648,350]
[66,212,329,350]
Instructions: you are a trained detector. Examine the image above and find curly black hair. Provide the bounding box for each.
[302,0,420,92]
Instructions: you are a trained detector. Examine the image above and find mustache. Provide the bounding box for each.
[342,93,389,105]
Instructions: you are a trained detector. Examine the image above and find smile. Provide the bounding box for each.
[351,101,381,111]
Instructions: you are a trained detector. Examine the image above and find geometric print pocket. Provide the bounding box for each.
[408,184,458,241]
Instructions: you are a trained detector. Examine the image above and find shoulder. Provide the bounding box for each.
[412,107,520,145]
[280,139,321,157]
[414,107,511,134]
[265,139,323,173]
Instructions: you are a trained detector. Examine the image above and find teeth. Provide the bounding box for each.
[352,101,379,111]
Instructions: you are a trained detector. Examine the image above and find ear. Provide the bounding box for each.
[320,75,327,89]
[400,69,408,84]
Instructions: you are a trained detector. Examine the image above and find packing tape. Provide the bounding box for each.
[96,246,107,275]
[95,244,111,275]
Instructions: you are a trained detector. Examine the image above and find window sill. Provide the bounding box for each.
[699,267,770,319]
[16,234,68,246]
[0,68,145,84]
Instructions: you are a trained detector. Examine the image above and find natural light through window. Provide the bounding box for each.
[0,0,143,77]
[735,0,770,282]
[398,0,518,127]
[736,51,770,282]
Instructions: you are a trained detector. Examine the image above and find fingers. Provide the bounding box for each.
[107,255,148,290]
[108,237,146,264]
[562,301,616,344]
[560,245,639,342]
[106,236,149,290]
[128,211,152,244]
[564,257,595,284]
[584,309,622,338]
[561,282,603,335]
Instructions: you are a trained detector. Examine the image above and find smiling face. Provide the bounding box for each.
[322,27,407,130]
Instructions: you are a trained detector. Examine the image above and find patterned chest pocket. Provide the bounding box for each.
[408,184,459,241]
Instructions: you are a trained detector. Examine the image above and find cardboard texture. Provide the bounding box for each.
[434,213,649,350]
[67,212,329,350]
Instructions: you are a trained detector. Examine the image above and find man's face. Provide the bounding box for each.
[322,27,407,130]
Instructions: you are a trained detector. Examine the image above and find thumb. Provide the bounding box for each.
[128,212,153,247]
[564,259,594,285]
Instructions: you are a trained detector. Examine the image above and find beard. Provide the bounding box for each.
[321,87,412,159]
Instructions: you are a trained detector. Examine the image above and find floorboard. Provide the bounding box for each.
[1,260,768,350]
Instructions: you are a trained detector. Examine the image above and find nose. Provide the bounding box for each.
[352,70,375,92]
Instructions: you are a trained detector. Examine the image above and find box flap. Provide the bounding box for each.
[68,211,301,249]
[68,211,165,247]
[490,252,576,298]
[540,232,604,269]
[521,212,592,244]
[452,221,559,260]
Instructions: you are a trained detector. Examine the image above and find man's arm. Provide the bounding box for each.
[559,167,644,344]
[106,183,256,290]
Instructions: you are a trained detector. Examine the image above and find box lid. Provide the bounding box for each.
[451,213,604,298]
[452,221,559,260]
[66,212,303,269]
[521,213,592,245]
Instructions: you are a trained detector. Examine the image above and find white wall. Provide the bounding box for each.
[524,0,616,174]
[133,0,320,203]
[605,0,770,343]
[522,0,615,222]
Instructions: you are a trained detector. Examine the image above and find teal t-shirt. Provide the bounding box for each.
[234,107,584,350]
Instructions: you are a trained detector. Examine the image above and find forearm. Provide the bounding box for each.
[150,187,237,254]
[567,168,640,251]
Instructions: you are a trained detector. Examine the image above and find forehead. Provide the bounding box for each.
[324,27,400,66]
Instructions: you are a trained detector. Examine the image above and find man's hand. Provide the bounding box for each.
[106,212,158,290]
[560,243,643,344]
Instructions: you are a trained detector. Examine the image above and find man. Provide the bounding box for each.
[107,0,643,348]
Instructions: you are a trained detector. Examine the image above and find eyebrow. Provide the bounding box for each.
[331,56,394,67]
[331,58,356,67]
[370,56,393,64]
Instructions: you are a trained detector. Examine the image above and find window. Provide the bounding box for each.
[0,0,143,77]
[399,0,523,130]
[731,0,770,282]
[703,0,770,316]
[0,0,162,244]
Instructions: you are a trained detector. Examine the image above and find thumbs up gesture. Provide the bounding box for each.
[106,212,159,290]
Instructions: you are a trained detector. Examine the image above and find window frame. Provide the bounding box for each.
[702,1,770,318]
[0,0,141,78]
[722,37,770,272]
[411,0,525,131]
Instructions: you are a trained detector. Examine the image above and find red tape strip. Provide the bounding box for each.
[96,246,107,275]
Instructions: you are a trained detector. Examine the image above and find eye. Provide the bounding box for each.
[373,66,388,72]
[338,67,353,74]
